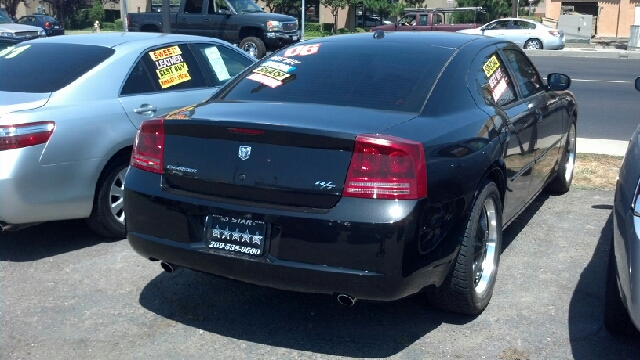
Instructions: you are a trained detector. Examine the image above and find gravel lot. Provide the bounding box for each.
[1,189,639,359]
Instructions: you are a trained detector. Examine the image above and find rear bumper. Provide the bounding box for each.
[125,168,464,301]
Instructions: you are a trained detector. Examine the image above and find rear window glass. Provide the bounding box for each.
[217,41,455,113]
[0,43,115,93]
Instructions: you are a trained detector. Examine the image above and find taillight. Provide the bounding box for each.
[343,134,427,200]
[44,22,51,28]
[549,30,560,37]
[131,119,165,174]
[0,121,55,151]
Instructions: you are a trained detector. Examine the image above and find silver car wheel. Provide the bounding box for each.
[563,124,576,183]
[473,198,499,297]
[242,43,258,58]
[110,167,127,225]
[525,39,542,49]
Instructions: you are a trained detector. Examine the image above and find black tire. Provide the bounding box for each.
[547,122,576,194]
[524,39,543,49]
[239,37,267,59]
[427,180,503,315]
[86,154,129,239]
[604,237,638,335]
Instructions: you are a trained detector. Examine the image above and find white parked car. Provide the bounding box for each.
[458,18,565,50]
[0,9,45,40]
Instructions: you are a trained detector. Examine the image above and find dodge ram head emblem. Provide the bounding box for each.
[238,146,251,160]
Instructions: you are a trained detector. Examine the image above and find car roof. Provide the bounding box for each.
[309,31,497,51]
[25,32,226,49]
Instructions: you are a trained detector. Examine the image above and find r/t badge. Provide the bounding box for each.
[238,146,251,160]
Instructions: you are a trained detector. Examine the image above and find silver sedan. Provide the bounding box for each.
[458,18,565,50]
[0,32,255,238]
[606,76,640,336]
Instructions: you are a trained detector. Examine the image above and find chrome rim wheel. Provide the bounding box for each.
[472,198,498,297]
[564,124,576,183]
[526,40,541,49]
[110,167,127,225]
[242,43,257,58]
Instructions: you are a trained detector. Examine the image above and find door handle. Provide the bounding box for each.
[205,18,210,22]
[134,105,158,116]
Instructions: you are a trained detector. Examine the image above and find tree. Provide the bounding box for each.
[89,1,105,23]
[320,0,354,33]
[451,0,511,24]
[362,0,403,21]
[0,0,22,18]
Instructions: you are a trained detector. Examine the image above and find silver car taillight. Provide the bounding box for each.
[0,121,55,151]
[548,30,561,37]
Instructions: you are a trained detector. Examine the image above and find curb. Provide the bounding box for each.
[577,138,628,157]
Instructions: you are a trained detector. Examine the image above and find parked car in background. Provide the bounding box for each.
[605,76,640,336]
[0,34,23,50]
[17,14,65,36]
[356,15,382,27]
[458,18,565,50]
[127,0,300,58]
[0,32,255,238]
[125,32,577,314]
[369,7,484,32]
[0,9,45,40]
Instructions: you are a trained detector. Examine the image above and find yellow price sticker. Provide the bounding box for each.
[483,55,501,77]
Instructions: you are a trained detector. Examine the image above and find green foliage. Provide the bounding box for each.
[451,0,510,24]
[305,22,322,32]
[321,22,334,32]
[114,18,123,30]
[72,8,92,30]
[362,0,404,19]
[101,22,116,31]
[89,1,105,23]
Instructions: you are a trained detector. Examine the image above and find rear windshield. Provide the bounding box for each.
[0,43,115,93]
[217,40,455,113]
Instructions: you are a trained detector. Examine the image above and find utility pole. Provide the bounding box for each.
[162,0,171,33]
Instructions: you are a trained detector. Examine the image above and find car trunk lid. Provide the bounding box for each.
[161,102,415,208]
[0,92,50,119]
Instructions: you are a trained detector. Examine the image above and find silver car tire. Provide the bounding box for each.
[604,236,638,335]
[547,122,576,194]
[524,39,543,50]
[427,180,503,315]
[239,37,266,59]
[86,154,129,238]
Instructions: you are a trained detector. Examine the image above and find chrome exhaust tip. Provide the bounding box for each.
[336,294,357,306]
[160,261,176,273]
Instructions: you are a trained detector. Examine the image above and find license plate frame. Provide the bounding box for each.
[204,215,266,256]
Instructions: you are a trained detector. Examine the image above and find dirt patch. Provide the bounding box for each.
[573,153,623,190]
[499,347,530,360]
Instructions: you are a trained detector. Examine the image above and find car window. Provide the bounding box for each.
[184,0,203,13]
[121,58,156,96]
[218,41,456,113]
[513,20,535,29]
[502,49,543,99]
[475,52,517,107]
[486,20,508,30]
[399,14,416,25]
[433,13,443,24]
[419,15,428,26]
[191,43,254,86]
[140,43,207,92]
[0,43,115,93]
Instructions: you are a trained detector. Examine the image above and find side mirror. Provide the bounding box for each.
[635,76,640,91]
[219,9,232,15]
[547,73,571,91]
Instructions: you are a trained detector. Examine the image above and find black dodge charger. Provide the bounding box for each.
[124,32,577,315]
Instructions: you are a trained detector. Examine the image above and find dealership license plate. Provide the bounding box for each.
[205,215,265,256]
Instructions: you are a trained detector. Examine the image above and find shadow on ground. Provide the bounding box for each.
[569,211,640,359]
[0,220,119,262]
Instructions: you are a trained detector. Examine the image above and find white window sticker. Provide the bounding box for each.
[204,46,231,82]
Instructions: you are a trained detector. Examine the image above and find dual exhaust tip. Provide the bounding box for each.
[157,259,358,306]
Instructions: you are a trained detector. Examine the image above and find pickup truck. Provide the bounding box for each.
[127,0,300,58]
[369,7,484,32]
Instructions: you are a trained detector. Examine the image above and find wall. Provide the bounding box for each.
[546,0,638,37]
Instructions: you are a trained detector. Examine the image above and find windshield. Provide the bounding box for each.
[228,0,263,13]
[0,10,14,24]
[217,40,455,113]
